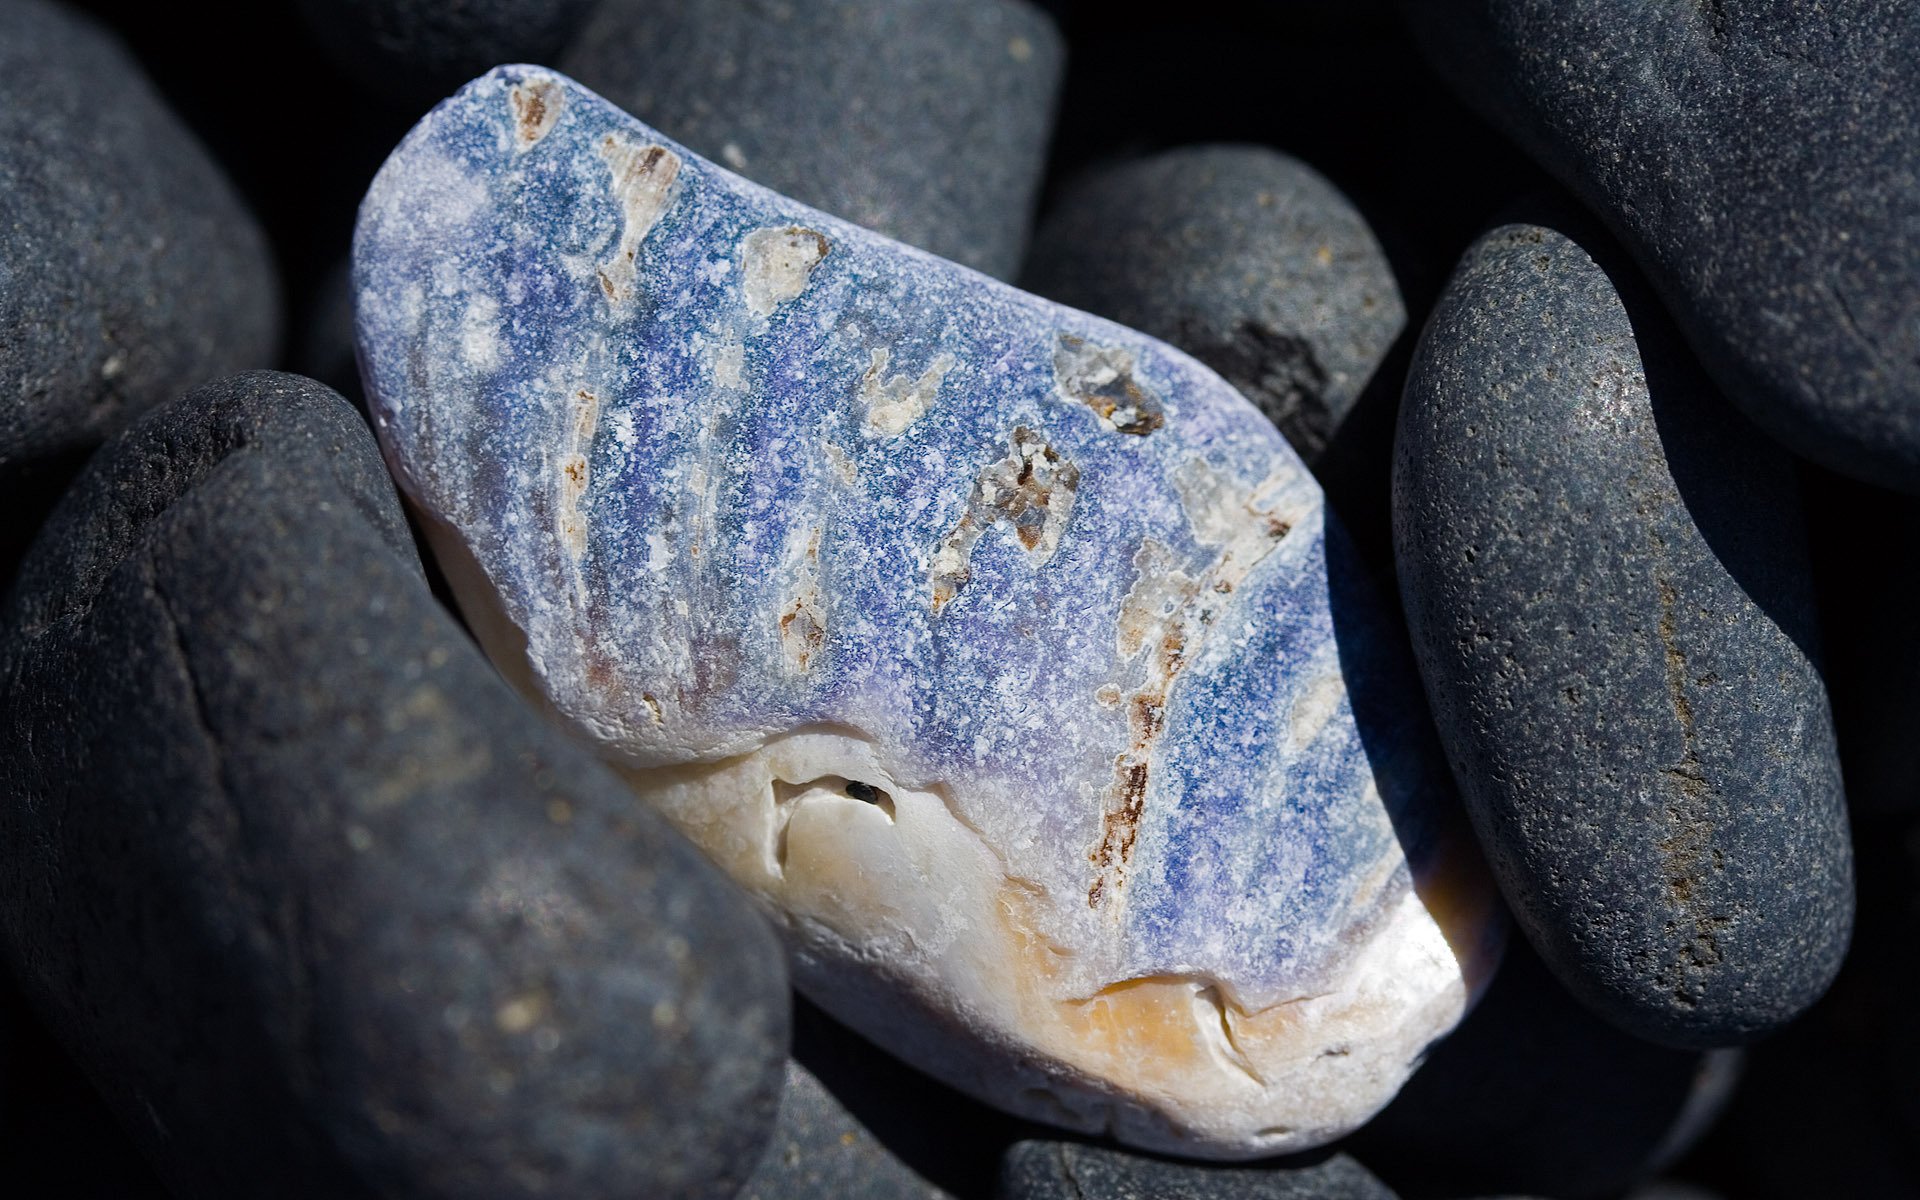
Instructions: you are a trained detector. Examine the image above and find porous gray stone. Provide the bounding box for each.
[0,371,788,1199]
[1392,212,1853,1047]
[1403,0,1920,492]
[0,0,279,575]
[560,0,1062,280]
[1022,145,1404,463]
[996,1142,1398,1200]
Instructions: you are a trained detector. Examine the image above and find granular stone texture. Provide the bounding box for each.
[353,66,1502,1159]
[1404,0,1920,492]
[0,371,788,1200]
[0,0,279,576]
[997,1142,1399,1200]
[1393,212,1852,1047]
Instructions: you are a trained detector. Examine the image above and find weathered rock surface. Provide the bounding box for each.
[354,67,1502,1159]
[1022,145,1404,463]
[997,1142,1399,1200]
[561,0,1061,280]
[0,371,788,1199]
[0,0,280,576]
[1403,0,1920,492]
[1393,213,1853,1046]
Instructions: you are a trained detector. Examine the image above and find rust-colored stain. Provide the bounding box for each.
[1087,467,1298,909]
[1053,332,1167,436]
[779,602,824,670]
[509,77,562,148]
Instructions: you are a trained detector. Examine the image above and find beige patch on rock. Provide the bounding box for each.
[596,135,681,304]
[742,226,830,316]
[557,388,601,563]
[779,529,827,674]
[1054,333,1166,435]
[930,427,1079,614]
[862,347,957,436]
[509,77,563,148]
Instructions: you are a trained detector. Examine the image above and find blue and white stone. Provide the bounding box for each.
[353,67,1502,1160]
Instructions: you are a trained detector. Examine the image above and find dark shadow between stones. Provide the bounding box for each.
[1324,507,1507,1009]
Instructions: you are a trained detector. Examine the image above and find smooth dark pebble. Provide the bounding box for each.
[0,371,788,1200]
[0,0,279,581]
[1404,0,1920,491]
[996,1142,1398,1200]
[561,0,1062,281]
[1392,208,1852,1046]
[1022,144,1403,463]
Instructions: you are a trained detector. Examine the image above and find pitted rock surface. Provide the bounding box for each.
[1394,213,1852,1047]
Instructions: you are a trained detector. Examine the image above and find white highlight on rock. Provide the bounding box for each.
[628,729,1470,1159]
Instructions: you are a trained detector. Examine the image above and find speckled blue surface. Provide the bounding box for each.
[354,67,1496,1151]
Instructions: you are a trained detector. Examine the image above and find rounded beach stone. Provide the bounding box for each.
[0,0,280,572]
[560,0,1062,280]
[1352,940,1740,1199]
[352,66,1502,1159]
[295,0,599,106]
[1021,145,1405,464]
[0,372,788,1199]
[1403,0,1920,492]
[1393,212,1853,1046]
[996,1142,1399,1200]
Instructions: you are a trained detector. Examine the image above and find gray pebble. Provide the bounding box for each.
[560,0,1062,280]
[1404,1,1920,492]
[296,0,599,106]
[0,371,788,1199]
[1022,145,1404,463]
[997,1142,1397,1200]
[0,0,279,572]
[1392,211,1853,1046]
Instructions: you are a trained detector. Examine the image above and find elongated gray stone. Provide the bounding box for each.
[1393,215,1852,1046]
[0,0,280,576]
[353,67,1502,1160]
